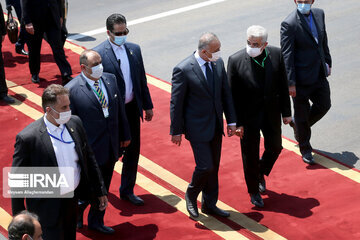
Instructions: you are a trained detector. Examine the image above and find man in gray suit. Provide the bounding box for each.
[170,32,237,218]
[281,0,332,165]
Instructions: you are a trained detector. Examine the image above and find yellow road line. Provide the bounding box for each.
[0,208,12,232]
[6,80,42,107]
[139,155,286,240]
[114,161,249,240]
[146,75,360,184]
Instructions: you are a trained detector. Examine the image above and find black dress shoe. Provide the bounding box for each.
[302,153,315,165]
[15,46,28,56]
[31,74,40,83]
[88,224,115,234]
[120,194,144,206]
[0,95,15,104]
[259,174,266,194]
[77,200,88,229]
[201,205,230,218]
[185,192,199,218]
[62,74,73,86]
[250,193,264,208]
[289,120,299,142]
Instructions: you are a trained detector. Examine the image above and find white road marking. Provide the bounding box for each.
[68,0,226,40]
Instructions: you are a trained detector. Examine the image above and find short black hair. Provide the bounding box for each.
[8,211,39,240]
[106,13,127,32]
[42,84,70,112]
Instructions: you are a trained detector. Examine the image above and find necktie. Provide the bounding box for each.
[205,62,214,93]
[93,80,108,108]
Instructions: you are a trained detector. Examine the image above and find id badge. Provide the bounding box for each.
[103,107,109,118]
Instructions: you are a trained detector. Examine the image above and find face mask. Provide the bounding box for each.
[50,107,72,125]
[246,45,263,58]
[297,3,311,14]
[208,50,221,62]
[89,63,103,79]
[114,35,127,46]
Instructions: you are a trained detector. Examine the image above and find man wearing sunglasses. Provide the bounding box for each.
[94,13,154,207]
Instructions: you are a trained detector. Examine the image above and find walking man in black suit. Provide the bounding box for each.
[228,25,292,208]
[281,0,332,165]
[93,13,154,206]
[12,84,108,240]
[170,32,237,218]
[65,49,131,234]
[21,0,72,85]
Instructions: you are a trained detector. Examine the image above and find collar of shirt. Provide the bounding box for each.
[108,39,124,53]
[44,113,64,134]
[194,50,212,77]
[82,72,99,87]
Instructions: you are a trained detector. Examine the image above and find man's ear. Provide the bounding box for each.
[21,234,32,240]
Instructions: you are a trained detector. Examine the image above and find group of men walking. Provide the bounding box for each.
[8,0,331,239]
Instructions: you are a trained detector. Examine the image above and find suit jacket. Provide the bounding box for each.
[227,46,291,129]
[93,41,153,118]
[65,72,131,166]
[281,8,332,86]
[170,54,236,142]
[0,3,6,38]
[11,116,107,227]
[21,0,62,27]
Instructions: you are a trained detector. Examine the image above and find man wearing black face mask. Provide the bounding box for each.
[281,0,332,165]
[228,25,292,208]
[65,49,130,234]
[12,84,108,240]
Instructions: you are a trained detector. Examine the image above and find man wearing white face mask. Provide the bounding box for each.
[228,25,292,208]
[281,0,332,165]
[12,84,108,240]
[170,32,237,218]
[65,49,131,234]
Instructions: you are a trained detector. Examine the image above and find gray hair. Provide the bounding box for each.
[198,32,219,50]
[8,211,39,240]
[247,25,268,43]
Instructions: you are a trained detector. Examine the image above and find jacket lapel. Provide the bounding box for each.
[124,44,139,89]
[244,54,259,88]
[105,41,124,79]
[79,75,103,113]
[101,75,115,111]
[190,55,212,96]
[64,119,84,169]
[297,10,319,45]
[212,62,221,99]
[264,48,273,95]
[39,118,58,166]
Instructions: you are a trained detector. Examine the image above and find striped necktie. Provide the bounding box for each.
[93,80,108,108]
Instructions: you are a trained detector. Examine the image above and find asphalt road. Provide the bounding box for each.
[2,0,360,169]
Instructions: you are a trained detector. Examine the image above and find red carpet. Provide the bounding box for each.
[1,37,360,239]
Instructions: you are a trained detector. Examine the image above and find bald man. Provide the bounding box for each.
[8,211,42,240]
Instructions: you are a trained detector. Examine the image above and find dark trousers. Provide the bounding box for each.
[241,115,283,194]
[42,197,77,240]
[0,44,8,97]
[293,78,331,155]
[188,130,222,208]
[28,11,71,76]
[87,159,116,227]
[8,0,29,49]
[120,100,141,196]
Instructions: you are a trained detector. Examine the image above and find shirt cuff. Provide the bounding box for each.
[228,123,236,126]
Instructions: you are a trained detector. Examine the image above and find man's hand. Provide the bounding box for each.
[235,126,244,139]
[283,117,292,125]
[144,109,154,122]
[25,23,34,35]
[171,135,182,146]
[289,85,296,97]
[98,195,108,211]
[227,125,236,137]
[120,140,131,148]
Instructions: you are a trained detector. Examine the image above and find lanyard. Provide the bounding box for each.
[89,80,105,100]
[252,48,268,68]
[45,124,74,144]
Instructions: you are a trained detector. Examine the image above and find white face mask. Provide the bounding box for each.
[89,63,103,79]
[208,50,221,62]
[50,107,72,125]
[246,45,263,58]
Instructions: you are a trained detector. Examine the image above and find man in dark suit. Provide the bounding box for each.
[12,84,108,240]
[21,0,72,84]
[5,0,29,55]
[65,49,131,234]
[281,0,332,165]
[93,13,154,206]
[228,25,292,208]
[170,32,237,218]
[0,2,15,104]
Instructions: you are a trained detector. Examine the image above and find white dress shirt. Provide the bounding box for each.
[109,40,134,104]
[44,115,81,195]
